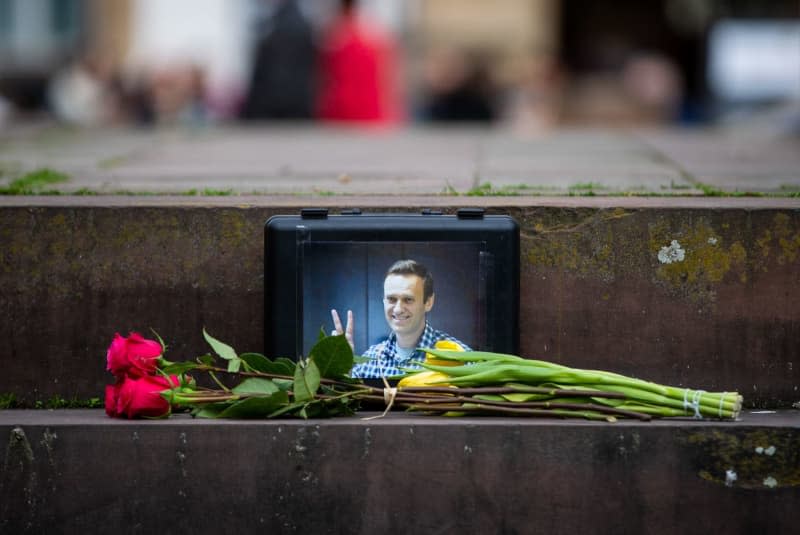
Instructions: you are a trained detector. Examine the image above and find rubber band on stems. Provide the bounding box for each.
[691,389,705,419]
[683,388,705,419]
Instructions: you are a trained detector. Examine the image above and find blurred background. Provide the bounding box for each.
[0,0,798,132]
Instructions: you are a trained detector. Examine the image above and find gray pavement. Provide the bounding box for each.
[1,123,798,196]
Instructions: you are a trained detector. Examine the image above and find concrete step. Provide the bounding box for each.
[0,197,799,408]
[1,409,798,534]
[2,125,798,196]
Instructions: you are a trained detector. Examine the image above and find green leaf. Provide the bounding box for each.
[203,329,238,361]
[232,377,280,395]
[267,401,307,418]
[301,402,324,418]
[273,378,294,391]
[227,358,241,373]
[240,353,294,376]
[473,394,506,402]
[192,402,229,419]
[309,334,353,379]
[293,360,320,402]
[239,352,270,372]
[160,361,201,376]
[320,397,358,417]
[500,392,550,402]
[275,358,298,374]
[217,392,290,418]
[197,354,215,366]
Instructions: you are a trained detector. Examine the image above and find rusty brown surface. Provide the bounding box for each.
[0,199,798,407]
[511,204,800,408]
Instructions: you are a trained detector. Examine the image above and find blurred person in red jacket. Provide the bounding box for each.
[315,0,404,125]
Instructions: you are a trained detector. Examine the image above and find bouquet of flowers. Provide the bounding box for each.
[104,330,365,419]
[395,342,743,420]
[104,331,742,421]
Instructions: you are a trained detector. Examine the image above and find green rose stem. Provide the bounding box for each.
[170,365,380,405]
[196,364,356,388]
[169,389,239,404]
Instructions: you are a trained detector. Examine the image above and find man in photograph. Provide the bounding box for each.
[331,259,471,378]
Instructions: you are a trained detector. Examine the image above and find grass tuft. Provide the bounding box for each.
[0,168,70,195]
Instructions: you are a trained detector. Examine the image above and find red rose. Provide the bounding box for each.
[106,375,180,419]
[106,332,163,378]
[105,382,123,417]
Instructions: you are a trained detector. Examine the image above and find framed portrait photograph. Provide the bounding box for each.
[301,240,485,356]
[265,209,518,379]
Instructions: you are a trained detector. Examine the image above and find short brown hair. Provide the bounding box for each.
[386,259,434,302]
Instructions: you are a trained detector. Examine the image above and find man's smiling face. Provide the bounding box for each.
[383,274,434,342]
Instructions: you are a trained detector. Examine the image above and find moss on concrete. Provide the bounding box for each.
[649,218,749,305]
[525,207,636,283]
[686,428,800,489]
[774,213,800,265]
[0,168,70,195]
[524,208,799,309]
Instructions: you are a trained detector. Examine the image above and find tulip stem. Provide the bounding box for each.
[397,385,626,399]
[405,403,621,421]
[354,392,651,420]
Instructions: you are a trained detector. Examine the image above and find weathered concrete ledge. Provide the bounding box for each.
[1,196,798,407]
[1,409,798,534]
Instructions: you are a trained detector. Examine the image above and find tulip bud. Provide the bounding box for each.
[424,339,466,367]
[397,370,452,388]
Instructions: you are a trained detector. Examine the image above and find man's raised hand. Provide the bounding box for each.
[330,309,355,351]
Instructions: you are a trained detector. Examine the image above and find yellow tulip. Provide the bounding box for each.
[424,339,465,367]
[397,370,452,388]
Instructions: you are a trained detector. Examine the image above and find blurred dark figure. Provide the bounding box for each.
[316,0,403,125]
[119,69,156,126]
[241,0,315,120]
[421,47,495,122]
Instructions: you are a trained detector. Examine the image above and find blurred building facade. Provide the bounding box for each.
[0,0,797,126]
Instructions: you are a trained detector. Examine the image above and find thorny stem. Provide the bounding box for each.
[201,365,365,390]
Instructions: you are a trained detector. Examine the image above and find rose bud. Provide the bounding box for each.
[106,332,163,379]
[114,375,180,419]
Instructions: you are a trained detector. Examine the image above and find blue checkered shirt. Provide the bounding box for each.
[350,322,471,379]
